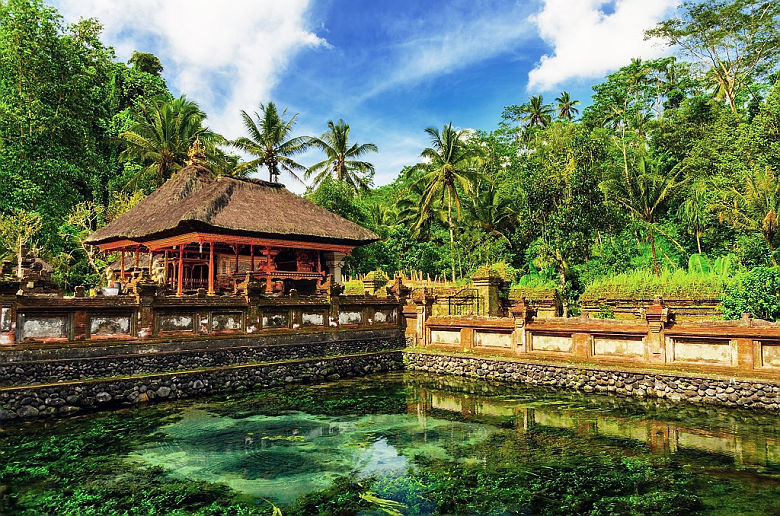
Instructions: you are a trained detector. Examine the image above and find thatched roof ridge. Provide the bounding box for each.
[86,165,378,246]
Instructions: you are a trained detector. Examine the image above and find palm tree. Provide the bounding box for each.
[711,167,780,266]
[467,185,516,246]
[554,91,580,121]
[520,95,553,128]
[414,122,484,281]
[600,154,685,275]
[396,180,441,239]
[119,95,221,186]
[231,102,310,183]
[677,182,711,254]
[306,119,378,192]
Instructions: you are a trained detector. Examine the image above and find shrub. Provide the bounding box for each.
[721,267,780,321]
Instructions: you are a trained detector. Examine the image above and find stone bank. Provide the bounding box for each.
[404,351,780,411]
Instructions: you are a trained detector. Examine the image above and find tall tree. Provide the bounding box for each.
[127,51,163,76]
[0,0,114,238]
[414,123,484,281]
[646,0,780,112]
[0,209,42,277]
[232,102,310,183]
[555,91,580,121]
[305,119,378,192]
[600,154,686,275]
[677,181,713,254]
[118,95,220,187]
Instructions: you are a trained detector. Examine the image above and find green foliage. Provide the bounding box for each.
[306,175,368,226]
[721,266,780,320]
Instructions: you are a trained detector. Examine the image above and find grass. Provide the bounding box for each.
[580,269,732,302]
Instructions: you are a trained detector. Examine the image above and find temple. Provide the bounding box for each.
[85,144,377,296]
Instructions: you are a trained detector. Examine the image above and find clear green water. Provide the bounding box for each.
[1,372,778,515]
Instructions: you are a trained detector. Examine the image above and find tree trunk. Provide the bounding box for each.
[770,238,777,267]
[696,231,702,255]
[556,248,569,317]
[448,193,456,283]
[649,225,660,275]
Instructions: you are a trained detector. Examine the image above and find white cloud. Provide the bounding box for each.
[354,3,537,103]
[527,0,676,91]
[55,0,327,139]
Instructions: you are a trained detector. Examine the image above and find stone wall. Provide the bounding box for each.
[0,328,403,387]
[410,299,780,382]
[404,351,780,411]
[0,351,403,420]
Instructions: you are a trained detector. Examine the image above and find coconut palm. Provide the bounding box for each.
[231,102,310,183]
[600,154,685,275]
[520,95,553,128]
[554,91,580,121]
[306,119,378,192]
[119,95,221,186]
[414,122,484,281]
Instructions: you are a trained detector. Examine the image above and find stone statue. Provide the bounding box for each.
[151,258,166,285]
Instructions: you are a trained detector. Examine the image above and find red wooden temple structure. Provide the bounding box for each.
[87,148,377,296]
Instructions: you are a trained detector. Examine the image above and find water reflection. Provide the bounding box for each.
[131,372,779,508]
[411,388,779,468]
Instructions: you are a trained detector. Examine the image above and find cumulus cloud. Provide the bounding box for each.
[527,0,676,91]
[55,0,327,139]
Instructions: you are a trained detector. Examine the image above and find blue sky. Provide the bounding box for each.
[54,0,676,191]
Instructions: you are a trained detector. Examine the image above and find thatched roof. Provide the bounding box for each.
[86,165,378,247]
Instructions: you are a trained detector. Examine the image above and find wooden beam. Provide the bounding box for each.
[96,239,140,252]
[138,232,356,254]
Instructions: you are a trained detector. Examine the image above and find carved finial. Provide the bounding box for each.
[187,136,205,165]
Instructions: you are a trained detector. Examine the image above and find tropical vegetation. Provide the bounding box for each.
[1,0,780,319]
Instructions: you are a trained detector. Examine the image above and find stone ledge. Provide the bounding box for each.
[0,330,405,387]
[403,351,780,412]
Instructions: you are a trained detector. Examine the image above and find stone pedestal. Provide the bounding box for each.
[325,251,346,287]
[363,270,389,296]
[135,272,159,338]
[510,297,536,353]
[472,271,502,317]
[417,289,435,347]
[644,295,669,364]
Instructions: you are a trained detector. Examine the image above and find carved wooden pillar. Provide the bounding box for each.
[208,242,215,295]
[177,244,184,296]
